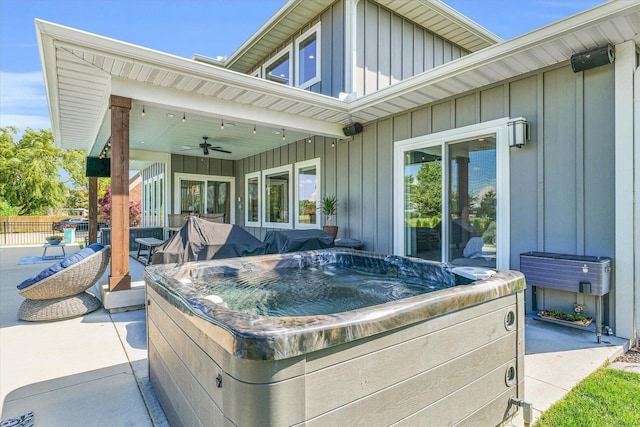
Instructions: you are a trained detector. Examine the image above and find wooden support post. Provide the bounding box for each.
[88,177,98,244]
[108,95,132,291]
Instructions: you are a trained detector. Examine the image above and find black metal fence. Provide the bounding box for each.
[0,221,89,246]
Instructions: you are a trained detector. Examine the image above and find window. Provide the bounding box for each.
[262,165,293,228]
[174,173,235,223]
[295,24,321,89]
[295,158,321,229]
[245,171,261,227]
[246,159,321,229]
[264,46,292,85]
[141,163,165,227]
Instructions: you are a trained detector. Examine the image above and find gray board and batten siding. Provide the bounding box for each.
[247,0,470,98]
[231,61,615,323]
[355,0,469,96]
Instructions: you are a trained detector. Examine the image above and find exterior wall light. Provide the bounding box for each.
[508,118,529,148]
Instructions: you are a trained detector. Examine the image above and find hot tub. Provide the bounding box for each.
[145,249,525,426]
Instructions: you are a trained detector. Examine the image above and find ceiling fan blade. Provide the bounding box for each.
[211,147,232,154]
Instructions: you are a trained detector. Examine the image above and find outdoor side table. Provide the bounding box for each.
[135,237,165,264]
[42,243,66,260]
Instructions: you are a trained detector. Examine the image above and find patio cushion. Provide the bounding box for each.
[17,244,105,290]
[463,237,484,259]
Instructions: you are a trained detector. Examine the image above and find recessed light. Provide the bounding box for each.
[272,130,281,135]
[225,122,236,127]
[139,141,145,144]
[181,145,191,150]
[165,113,175,118]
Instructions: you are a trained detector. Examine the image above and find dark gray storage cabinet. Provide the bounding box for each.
[520,251,612,342]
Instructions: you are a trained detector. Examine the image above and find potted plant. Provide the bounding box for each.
[46,235,63,245]
[320,194,339,239]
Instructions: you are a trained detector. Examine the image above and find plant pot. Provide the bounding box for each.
[323,225,338,240]
[63,228,76,243]
[47,239,61,245]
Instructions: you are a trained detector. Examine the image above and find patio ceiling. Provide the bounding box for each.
[37,1,640,168]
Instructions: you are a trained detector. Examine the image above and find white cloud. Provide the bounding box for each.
[0,71,51,130]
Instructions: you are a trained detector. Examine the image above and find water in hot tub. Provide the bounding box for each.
[193,264,451,317]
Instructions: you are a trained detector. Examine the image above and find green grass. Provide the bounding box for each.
[535,367,640,427]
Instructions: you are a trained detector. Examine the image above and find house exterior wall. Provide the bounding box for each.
[233,62,616,325]
[249,1,346,98]
[249,0,470,98]
[354,0,469,96]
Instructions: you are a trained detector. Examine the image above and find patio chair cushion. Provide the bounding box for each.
[17,244,105,290]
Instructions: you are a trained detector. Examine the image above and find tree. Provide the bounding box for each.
[0,127,66,215]
[98,187,141,226]
[478,190,497,219]
[410,162,442,218]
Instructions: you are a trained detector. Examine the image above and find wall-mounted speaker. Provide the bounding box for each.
[342,123,363,136]
[570,44,614,73]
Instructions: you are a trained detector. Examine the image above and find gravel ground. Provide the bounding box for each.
[614,346,640,364]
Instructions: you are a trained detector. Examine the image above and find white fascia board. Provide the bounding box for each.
[35,20,62,145]
[420,0,502,45]
[349,0,640,113]
[224,0,300,67]
[111,78,345,138]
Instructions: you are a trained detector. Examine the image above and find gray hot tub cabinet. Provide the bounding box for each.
[145,251,525,426]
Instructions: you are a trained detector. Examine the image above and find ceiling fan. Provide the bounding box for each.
[182,136,232,155]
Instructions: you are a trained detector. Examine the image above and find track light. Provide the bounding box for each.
[141,105,145,116]
[182,112,186,123]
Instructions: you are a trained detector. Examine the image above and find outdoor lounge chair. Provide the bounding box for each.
[16,244,111,321]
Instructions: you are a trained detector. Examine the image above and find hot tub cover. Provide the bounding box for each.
[152,216,265,264]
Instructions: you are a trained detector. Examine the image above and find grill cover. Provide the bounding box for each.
[152,216,265,264]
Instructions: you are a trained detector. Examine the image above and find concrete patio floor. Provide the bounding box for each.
[0,245,632,426]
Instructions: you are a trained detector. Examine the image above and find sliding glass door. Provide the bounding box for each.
[395,119,510,269]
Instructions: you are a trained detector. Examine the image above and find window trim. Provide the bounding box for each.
[262,165,293,229]
[294,158,321,229]
[263,44,293,86]
[244,171,261,227]
[295,23,321,89]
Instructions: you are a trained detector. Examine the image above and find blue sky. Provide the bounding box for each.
[0,0,604,133]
